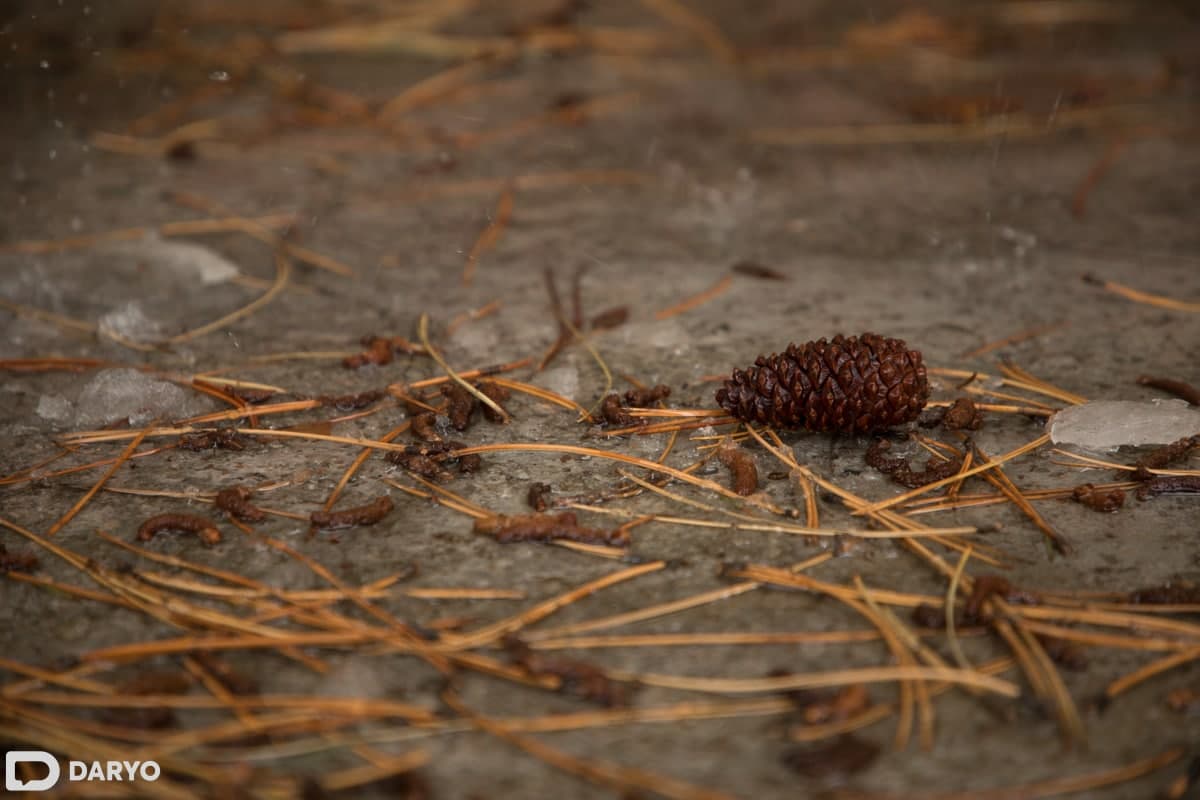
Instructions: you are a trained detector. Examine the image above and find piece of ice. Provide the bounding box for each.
[36,394,73,424]
[1048,400,1200,450]
[74,368,210,428]
[97,301,163,346]
[112,235,241,285]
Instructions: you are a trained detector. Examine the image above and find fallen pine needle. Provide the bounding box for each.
[47,429,148,536]
[959,322,1067,359]
[167,250,292,344]
[438,561,666,651]
[655,274,733,320]
[1082,272,1200,313]
[616,665,1018,697]
[462,185,514,286]
[638,0,739,64]
[919,745,1183,800]
[444,688,737,800]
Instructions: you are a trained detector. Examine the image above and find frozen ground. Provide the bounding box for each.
[1,2,1199,798]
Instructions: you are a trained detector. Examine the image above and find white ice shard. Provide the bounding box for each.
[111,235,241,285]
[36,394,73,424]
[74,368,209,428]
[1048,399,1200,450]
[97,301,163,346]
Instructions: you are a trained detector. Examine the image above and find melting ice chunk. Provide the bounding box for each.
[112,236,241,285]
[36,394,73,424]
[97,301,163,346]
[1048,400,1200,450]
[74,368,209,428]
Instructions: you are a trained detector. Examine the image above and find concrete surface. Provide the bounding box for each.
[1,1,1199,798]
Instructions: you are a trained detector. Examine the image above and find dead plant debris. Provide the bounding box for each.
[1071,483,1125,512]
[1128,582,1200,605]
[1136,475,1200,500]
[866,438,963,489]
[309,495,395,529]
[527,481,553,512]
[318,389,386,411]
[214,486,268,522]
[730,260,787,281]
[782,735,881,779]
[717,440,759,496]
[0,543,40,574]
[179,428,255,451]
[940,397,984,431]
[1127,435,1200,481]
[474,512,629,547]
[388,442,480,480]
[505,636,629,707]
[137,513,222,546]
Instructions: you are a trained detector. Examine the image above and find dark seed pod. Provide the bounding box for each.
[716,332,929,433]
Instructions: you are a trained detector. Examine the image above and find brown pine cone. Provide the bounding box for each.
[716,333,929,433]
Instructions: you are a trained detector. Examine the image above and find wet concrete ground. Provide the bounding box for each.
[2,2,1199,798]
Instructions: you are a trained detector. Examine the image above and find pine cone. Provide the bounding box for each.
[716,333,929,433]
